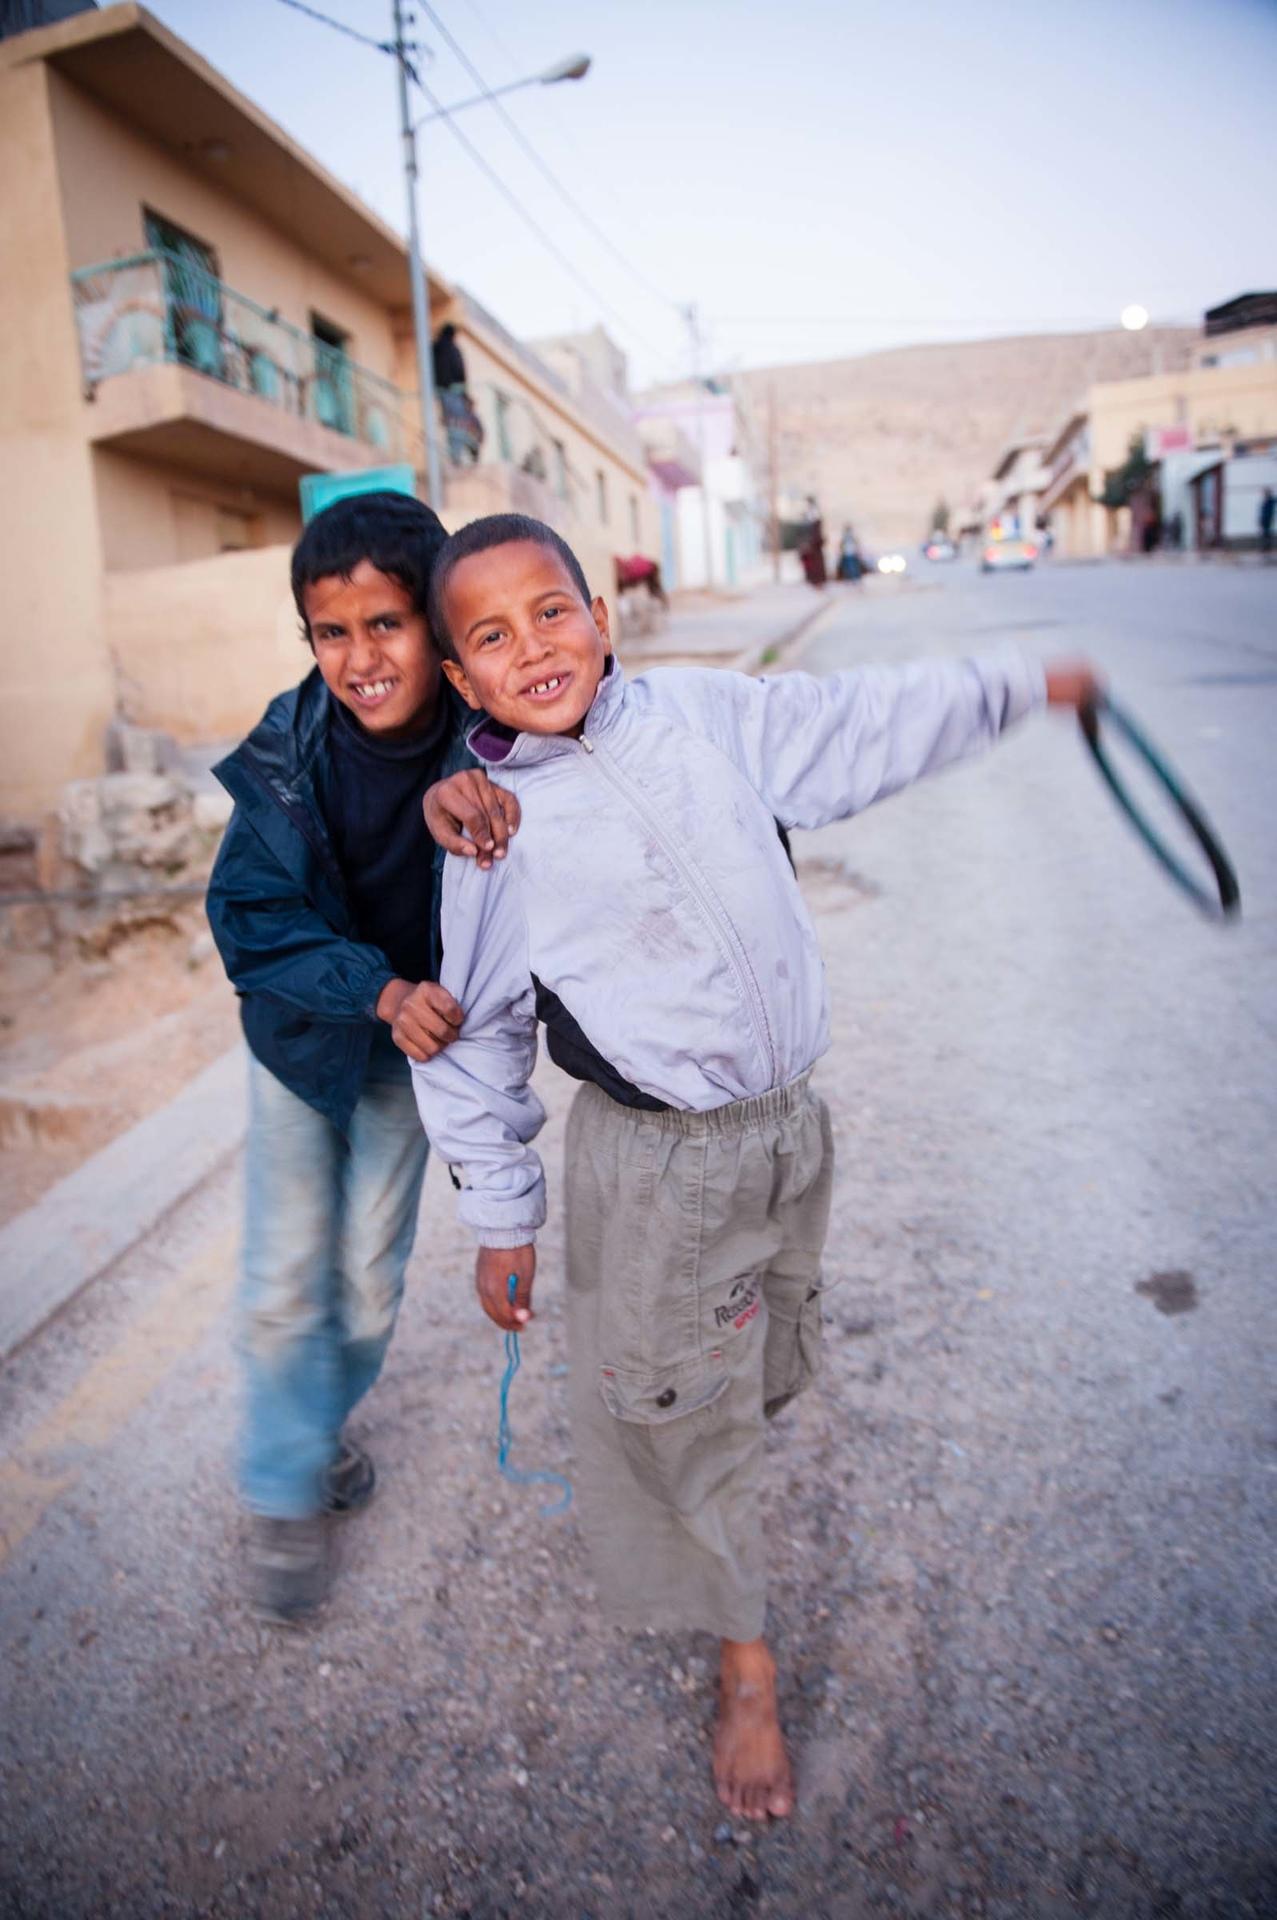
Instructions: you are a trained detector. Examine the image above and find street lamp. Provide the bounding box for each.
[391,1,590,505]
[1121,304,1150,332]
[412,55,591,130]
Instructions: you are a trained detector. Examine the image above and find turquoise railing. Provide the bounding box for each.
[70,249,406,459]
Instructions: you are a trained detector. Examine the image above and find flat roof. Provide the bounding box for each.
[991,434,1047,481]
[2,2,449,313]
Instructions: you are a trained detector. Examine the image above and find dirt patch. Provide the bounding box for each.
[0,911,237,1223]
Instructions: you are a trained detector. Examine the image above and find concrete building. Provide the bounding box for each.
[515,323,657,561]
[635,415,703,591]
[632,379,765,592]
[1039,412,1106,559]
[0,4,655,820]
[1079,293,1277,554]
[1087,295,1277,527]
[982,436,1049,540]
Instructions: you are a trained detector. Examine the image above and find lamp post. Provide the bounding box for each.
[390,3,590,506]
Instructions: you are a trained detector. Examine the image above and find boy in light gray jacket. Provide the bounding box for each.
[413,512,1098,1821]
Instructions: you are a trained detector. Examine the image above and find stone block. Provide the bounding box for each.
[192,789,233,833]
[105,720,179,777]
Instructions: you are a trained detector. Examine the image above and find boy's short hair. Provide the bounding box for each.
[427,513,591,660]
[291,491,447,635]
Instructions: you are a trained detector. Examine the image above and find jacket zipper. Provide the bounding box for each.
[578,733,777,1084]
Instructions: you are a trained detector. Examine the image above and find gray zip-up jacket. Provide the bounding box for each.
[411,650,1045,1246]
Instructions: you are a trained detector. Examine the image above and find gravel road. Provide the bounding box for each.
[2,560,1273,1918]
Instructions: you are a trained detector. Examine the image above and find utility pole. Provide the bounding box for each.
[392,0,443,506]
[683,302,714,591]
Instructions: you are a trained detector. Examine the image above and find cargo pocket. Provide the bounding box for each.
[599,1348,728,1425]
[763,1286,823,1419]
[598,1349,731,1513]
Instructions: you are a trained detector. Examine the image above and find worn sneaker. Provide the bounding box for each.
[322,1439,376,1515]
[247,1514,327,1625]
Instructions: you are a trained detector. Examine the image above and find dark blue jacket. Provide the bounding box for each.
[207,667,473,1133]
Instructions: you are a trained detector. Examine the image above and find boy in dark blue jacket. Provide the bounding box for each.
[208,491,507,1621]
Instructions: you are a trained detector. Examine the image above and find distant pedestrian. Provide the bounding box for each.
[835,525,863,582]
[432,323,482,465]
[799,498,827,588]
[431,321,467,393]
[206,490,513,1623]
[1260,487,1275,556]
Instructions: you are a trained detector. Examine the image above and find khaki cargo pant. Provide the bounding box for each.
[564,1074,834,1644]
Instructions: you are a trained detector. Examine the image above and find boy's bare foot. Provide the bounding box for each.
[714,1637,794,1820]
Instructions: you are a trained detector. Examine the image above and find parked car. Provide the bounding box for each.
[980,536,1037,573]
[922,536,957,562]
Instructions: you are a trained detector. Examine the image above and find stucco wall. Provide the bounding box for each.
[434,317,659,587]
[442,463,619,624]
[0,62,116,818]
[1089,362,1277,474]
[93,446,300,572]
[103,544,306,741]
[47,69,401,382]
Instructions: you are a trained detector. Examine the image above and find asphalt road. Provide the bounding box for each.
[2,559,1274,1919]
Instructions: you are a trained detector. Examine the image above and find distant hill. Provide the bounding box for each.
[731,327,1196,550]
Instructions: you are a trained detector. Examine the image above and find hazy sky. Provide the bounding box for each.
[145,0,1275,387]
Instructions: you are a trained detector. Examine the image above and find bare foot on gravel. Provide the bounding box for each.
[714,1637,794,1820]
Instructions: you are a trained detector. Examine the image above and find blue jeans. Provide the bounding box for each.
[238,1050,429,1518]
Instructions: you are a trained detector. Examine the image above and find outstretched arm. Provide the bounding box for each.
[708,648,1059,828]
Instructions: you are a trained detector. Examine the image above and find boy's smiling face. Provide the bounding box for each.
[302,560,441,740]
[440,540,611,738]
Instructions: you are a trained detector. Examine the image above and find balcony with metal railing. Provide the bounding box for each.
[71,250,410,487]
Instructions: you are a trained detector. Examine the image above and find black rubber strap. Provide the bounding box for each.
[1079,692,1240,921]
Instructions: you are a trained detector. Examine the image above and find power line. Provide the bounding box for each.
[410,67,680,371]
[452,0,527,78]
[414,1,679,316]
[709,312,1199,330]
[270,0,390,54]
[268,0,682,373]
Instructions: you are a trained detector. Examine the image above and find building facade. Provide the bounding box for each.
[1087,295,1277,550]
[0,4,654,818]
[632,380,765,592]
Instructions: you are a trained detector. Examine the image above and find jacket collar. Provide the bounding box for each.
[467,652,627,770]
[217,667,471,795]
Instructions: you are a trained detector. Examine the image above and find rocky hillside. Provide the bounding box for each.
[732,327,1196,550]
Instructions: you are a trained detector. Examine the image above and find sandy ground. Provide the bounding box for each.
[1,564,1273,1917]
[0,915,239,1222]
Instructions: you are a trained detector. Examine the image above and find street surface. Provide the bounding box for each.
[2,560,1274,1918]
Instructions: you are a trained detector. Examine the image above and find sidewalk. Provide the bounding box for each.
[617,578,837,672]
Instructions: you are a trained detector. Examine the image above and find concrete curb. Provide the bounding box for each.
[730,590,843,675]
[0,1044,246,1359]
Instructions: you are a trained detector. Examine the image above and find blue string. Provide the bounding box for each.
[497,1273,572,1516]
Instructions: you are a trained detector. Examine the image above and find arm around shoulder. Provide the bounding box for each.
[696,647,1047,829]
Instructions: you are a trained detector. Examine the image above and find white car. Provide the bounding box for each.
[980,536,1036,573]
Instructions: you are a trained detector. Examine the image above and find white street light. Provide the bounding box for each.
[1121,304,1150,332]
[412,54,591,131]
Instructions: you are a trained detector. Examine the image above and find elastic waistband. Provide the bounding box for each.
[584,1071,813,1138]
